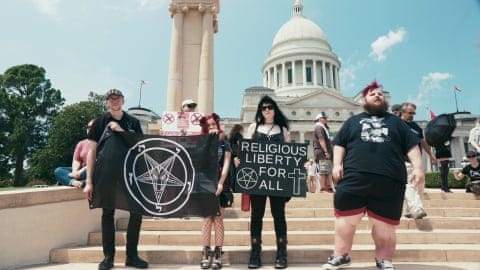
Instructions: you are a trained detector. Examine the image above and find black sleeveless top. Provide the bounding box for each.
[252,124,285,142]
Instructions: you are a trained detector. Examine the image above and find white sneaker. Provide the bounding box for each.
[376,258,395,270]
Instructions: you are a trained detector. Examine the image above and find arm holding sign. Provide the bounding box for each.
[217,150,231,196]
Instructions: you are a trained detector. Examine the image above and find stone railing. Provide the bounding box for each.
[0,187,127,270]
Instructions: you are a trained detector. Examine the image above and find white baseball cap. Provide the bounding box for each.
[182,99,197,107]
[316,112,328,120]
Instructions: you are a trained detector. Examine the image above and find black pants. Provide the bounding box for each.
[102,208,142,258]
[440,160,449,191]
[250,195,288,239]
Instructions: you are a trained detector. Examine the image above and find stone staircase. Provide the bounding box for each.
[50,191,480,266]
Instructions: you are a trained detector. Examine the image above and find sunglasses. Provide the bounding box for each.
[262,105,274,111]
[87,125,92,129]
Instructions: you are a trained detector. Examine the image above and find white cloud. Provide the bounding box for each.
[137,0,168,11]
[32,0,61,19]
[410,72,454,107]
[369,28,407,62]
[340,61,366,92]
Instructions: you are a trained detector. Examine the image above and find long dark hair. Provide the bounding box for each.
[254,95,289,129]
[229,124,244,146]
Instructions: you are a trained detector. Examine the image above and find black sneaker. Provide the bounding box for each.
[98,257,114,270]
[322,253,351,269]
[125,255,149,268]
[375,258,395,269]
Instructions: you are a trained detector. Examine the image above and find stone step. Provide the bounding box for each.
[87,229,480,246]
[262,199,480,208]
[50,244,480,264]
[223,207,480,218]
[233,191,479,202]
[117,217,480,231]
[15,262,480,270]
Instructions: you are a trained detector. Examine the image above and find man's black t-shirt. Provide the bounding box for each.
[461,164,480,181]
[88,111,143,142]
[333,112,420,183]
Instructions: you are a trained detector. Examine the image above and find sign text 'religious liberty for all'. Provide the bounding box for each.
[235,139,308,197]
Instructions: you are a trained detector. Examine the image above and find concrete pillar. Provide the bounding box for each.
[313,60,317,86]
[273,65,278,88]
[302,59,306,85]
[282,62,286,87]
[300,131,305,143]
[166,4,185,111]
[329,63,334,88]
[198,5,215,114]
[336,66,340,91]
[292,60,296,86]
[322,61,326,87]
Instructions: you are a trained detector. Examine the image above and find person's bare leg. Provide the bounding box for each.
[333,213,363,255]
[369,216,396,261]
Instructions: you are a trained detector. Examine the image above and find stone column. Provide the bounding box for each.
[302,59,306,85]
[336,66,340,91]
[292,60,296,86]
[300,131,305,143]
[282,62,286,87]
[313,60,317,86]
[322,61,326,87]
[329,64,334,88]
[197,4,215,114]
[263,71,267,87]
[273,65,278,88]
[166,4,186,111]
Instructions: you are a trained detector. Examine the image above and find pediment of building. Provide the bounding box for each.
[284,89,361,109]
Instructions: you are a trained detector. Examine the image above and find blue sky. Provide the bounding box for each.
[1,0,479,120]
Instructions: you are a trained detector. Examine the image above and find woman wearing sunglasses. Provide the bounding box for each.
[244,95,291,269]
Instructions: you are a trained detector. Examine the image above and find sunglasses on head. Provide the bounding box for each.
[262,105,274,111]
[185,104,196,109]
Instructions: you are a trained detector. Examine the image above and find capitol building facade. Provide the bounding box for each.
[139,0,476,170]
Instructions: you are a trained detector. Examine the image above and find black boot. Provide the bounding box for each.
[211,246,223,269]
[248,238,262,269]
[200,246,212,269]
[274,236,288,269]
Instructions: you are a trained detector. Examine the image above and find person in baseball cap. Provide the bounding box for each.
[181,98,197,112]
[105,89,124,100]
[315,112,328,121]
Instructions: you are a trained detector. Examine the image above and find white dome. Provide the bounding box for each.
[272,16,326,47]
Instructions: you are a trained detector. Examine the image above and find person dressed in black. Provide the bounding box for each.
[454,151,480,194]
[84,89,148,270]
[435,142,453,192]
[244,95,291,269]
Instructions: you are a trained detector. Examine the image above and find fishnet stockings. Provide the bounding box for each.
[202,208,225,246]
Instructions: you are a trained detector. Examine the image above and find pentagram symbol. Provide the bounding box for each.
[190,113,203,125]
[163,113,174,124]
[124,138,195,216]
[236,167,258,190]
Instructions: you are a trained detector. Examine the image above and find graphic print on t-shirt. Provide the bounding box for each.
[360,116,390,143]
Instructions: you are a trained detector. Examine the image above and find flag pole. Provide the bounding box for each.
[454,88,459,112]
[138,80,143,107]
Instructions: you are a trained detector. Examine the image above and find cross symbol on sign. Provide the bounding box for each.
[190,113,203,125]
[287,168,306,196]
[163,113,174,124]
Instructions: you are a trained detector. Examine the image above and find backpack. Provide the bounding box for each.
[425,114,456,147]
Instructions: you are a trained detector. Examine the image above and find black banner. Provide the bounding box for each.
[89,130,220,218]
[234,139,308,197]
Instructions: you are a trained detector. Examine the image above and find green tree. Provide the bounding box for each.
[27,100,106,184]
[0,64,64,186]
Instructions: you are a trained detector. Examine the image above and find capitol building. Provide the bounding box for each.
[237,0,389,156]
[137,0,476,170]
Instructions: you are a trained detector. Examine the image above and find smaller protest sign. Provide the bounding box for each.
[161,111,204,136]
